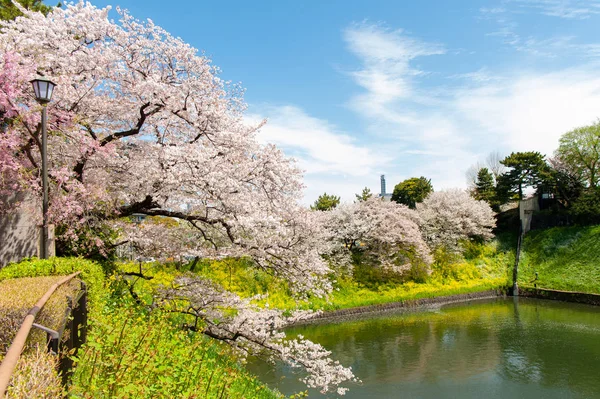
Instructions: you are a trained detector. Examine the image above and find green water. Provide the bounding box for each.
[249,298,600,398]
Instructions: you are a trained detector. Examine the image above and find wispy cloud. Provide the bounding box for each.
[343,23,445,122]
[481,2,600,58]
[449,68,503,83]
[340,23,479,191]
[337,22,600,195]
[513,0,600,19]
[453,67,600,156]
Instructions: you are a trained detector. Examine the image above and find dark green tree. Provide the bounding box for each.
[310,192,341,211]
[571,188,600,224]
[0,0,56,21]
[391,177,433,209]
[497,152,548,201]
[544,159,584,208]
[355,187,373,202]
[473,168,496,204]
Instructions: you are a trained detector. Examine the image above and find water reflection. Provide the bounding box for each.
[248,298,600,398]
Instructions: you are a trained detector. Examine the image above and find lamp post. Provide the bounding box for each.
[30,77,57,259]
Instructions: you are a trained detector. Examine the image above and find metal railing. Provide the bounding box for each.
[0,271,87,398]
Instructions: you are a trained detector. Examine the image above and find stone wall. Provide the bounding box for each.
[0,193,54,268]
[293,289,507,325]
[519,287,600,306]
[519,196,540,234]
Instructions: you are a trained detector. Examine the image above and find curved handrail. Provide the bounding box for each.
[0,271,81,398]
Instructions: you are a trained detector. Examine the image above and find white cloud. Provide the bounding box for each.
[250,105,392,203]
[453,68,600,156]
[248,19,600,204]
[482,1,600,57]
[449,68,503,83]
[341,23,476,191]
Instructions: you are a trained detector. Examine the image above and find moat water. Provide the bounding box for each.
[249,297,600,398]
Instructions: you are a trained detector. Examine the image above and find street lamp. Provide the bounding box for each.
[31,77,57,259]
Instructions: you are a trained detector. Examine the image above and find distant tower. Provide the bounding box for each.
[380,174,386,196]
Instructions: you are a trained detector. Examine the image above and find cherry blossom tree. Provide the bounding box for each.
[0,51,37,212]
[0,2,334,291]
[417,189,496,251]
[0,3,357,391]
[322,197,432,274]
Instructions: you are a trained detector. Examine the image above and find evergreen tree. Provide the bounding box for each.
[391,177,433,209]
[474,168,495,202]
[497,152,547,201]
[355,187,373,202]
[311,192,341,211]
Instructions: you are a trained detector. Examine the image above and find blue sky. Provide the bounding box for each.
[91,0,600,203]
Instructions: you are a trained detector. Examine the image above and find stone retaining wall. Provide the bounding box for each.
[0,193,54,268]
[519,287,600,306]
[295,289,508,325]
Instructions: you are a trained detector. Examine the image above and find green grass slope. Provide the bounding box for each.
[518,225,600,293]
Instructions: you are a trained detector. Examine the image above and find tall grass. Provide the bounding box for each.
[69,302,281,399]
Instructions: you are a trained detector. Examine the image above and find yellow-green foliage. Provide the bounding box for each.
[109,262,180,306]
[519,225,600,293]
[53,261,280,399]
[69,288,281,398]
[189,241,512,313]
[429,239,514,285]
[461,238,515,280]
[1,258,281,399]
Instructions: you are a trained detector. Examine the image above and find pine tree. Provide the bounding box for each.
[355,187,373,202]
[474,168,495,203]
[311,193,341,211]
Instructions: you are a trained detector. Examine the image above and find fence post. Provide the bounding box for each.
[73,281,88,349]
[59,295,74,385]
[60,282,88,386]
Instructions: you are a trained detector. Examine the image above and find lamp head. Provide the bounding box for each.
[30,76,57,104]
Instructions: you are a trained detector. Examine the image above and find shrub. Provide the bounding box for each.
[5,344,64,399]
[0,276,82,354]
[0,257,106,314]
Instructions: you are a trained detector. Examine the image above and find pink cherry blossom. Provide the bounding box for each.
[417,189,496,251]
[322,197,432,273]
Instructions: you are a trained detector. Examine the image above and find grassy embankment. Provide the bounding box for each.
[0,258,280,399]
[518,225,600,293]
